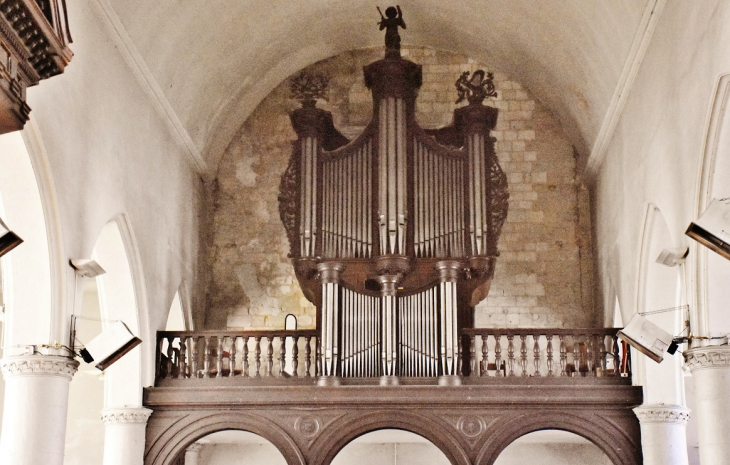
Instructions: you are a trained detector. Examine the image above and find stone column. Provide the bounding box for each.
[684,346,730,464]
[184,442,204,465]
[101,407,153,465]
[0,354,79,465]
[633,404,690,465]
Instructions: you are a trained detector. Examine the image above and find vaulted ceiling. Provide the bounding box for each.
[99,0,658,178]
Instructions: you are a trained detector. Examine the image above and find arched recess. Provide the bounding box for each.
[174,430,287,465]
[332,429,451,465]
[693,73,730,339]
[634,204,685,405]
[92,215,148,407]
[477,411,641,465]
[0,131,54,351]
[144,413,305,465]
[493,429,612,465]
[310,411,470,465]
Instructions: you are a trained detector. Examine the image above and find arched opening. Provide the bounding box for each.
[175,430,287,465]
[65,277,105,464]
[494,429,612,465]
[332,429,451,465]
[636,205,684,404]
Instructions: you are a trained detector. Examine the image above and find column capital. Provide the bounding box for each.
[634,404,691,424]
[0,354,79,381]
[101,407,153,425]
[684,346,730,373]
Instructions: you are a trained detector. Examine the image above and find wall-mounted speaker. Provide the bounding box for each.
[617,314,674,363]
[83,321,142,371]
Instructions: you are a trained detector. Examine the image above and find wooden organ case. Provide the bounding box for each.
[279,27,508,383]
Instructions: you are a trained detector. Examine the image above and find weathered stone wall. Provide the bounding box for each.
[206,46,596,330]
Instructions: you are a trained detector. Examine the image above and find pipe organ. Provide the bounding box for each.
[279,19,508,381]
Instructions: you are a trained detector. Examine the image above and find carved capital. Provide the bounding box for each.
[684,346,730,373]
[633,405,690,424]
[0,354,78,381]
[101,408,153,425]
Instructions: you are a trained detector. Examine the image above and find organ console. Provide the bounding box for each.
[278,8,508,383]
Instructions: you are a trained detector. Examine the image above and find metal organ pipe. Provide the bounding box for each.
[300,136,318,257]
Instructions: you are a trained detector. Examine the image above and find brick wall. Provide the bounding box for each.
[206,46,596,330]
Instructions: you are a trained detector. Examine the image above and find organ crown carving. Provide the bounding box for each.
[278,8,508,379]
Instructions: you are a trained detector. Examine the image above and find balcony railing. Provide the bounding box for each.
[155,328,629,385]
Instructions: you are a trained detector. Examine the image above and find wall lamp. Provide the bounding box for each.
[686,198,730,261]
[0,215,23,258]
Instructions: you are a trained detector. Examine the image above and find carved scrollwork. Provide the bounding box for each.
[455,70,497,105]
[278,148,300,255]
[488,152,509,256]
[290,73,330,108]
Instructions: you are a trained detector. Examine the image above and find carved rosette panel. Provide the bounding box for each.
[684,346,730,373]
[101,407,153,425]
[633,405,691,424]
[0,354,79,380]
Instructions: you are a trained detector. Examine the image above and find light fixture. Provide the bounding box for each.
[0,215,23,258]
[686,197,730,261]
[617,314,676,363]
[69,258,106,278]
[655,247,689,267]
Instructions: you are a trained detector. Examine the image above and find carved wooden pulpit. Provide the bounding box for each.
[279,10,508,382]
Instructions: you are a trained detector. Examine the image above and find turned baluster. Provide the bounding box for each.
[470,334,476,376]
[279,336,286,376]
[559,335,567,376]
[533,334,541,376]
[165,337,173,379]
[546,334,554,376]
[179,337,187,378]
[242,336,250,378]
[520,334,528,377]
[266,337,274,377]
[254,336,262,377]
[573,336,580,376]
[315,339,322,377]
[507,335,515,376]
[586,335,595,376]
[191,336,199,378]
[203,336,211,378]
[216,337,224,378]
[494,334,502,377]
[598,334,607,375]
[481,335,488,377]
[292,336,299,377]
[457,337,464,376]
[229,336,237,377]
[304,336,312,377]
[612,335,621,376]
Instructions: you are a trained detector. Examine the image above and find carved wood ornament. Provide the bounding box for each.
[279,6,507,380]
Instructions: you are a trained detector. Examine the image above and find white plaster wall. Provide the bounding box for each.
[22,0,204,385]
[593,1,730,340]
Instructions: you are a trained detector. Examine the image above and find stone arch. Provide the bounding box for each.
[692,73,730,339]
[477,411,641,465]
[310,410,470,465]
[144,412,305,465]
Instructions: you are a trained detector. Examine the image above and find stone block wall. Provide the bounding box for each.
[206,46,596,330]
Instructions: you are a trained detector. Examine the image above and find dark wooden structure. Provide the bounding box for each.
[0,0,72,133]
[144,9,643,464]
[278,14,507,382]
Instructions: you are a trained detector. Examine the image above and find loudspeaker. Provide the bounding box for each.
[686,198,730,260]
[0,216,22,258]
[617,314,674,363]
[655,247,689,267]
[84,321,142,371]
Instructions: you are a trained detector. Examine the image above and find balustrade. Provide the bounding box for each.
[156,330,319,381]
[462,328,629,378]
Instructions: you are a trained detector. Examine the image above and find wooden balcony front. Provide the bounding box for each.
[145,328,642,465]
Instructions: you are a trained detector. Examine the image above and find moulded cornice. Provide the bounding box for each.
[101,407,153,425]
[0,354,78,380]
[684,346,730,373]
[633,404,690,424]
